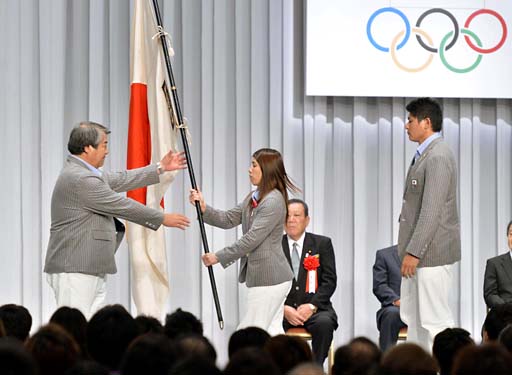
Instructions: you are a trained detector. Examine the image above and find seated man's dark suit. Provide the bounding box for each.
[282,233,338,364]
[484,252,512,309]
[373,245,406,351]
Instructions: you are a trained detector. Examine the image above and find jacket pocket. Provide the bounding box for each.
[92,230,113,241]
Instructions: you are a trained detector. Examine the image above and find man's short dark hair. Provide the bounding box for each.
[483,303,512,341]
[498,324,512,352]
[0,304,32,341]
[134,315,164,335]
[50,306,89,359]
[120,333,176,375]
[406,98,443,132]
[87,304,139,371]
[224,347,280,375]
[507,220,512,236]
[433,328,474,375]
[380,343,437,375]
[228,326,271,358]
[452,343,512,375]
[26,323,81,375]
[175,334,217,364]
[288,198,309,217]
[332,337,381,375]
[164,308,203,340]
[67,121,110,155]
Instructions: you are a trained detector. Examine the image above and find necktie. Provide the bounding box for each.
[292,242,300,280]
[411,150,420,166]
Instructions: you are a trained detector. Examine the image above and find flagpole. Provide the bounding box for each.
[149,0,224,329]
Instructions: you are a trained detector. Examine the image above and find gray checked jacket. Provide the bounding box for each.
[398,137,461,267]
[44,156,164,275]
[203,189,294,287]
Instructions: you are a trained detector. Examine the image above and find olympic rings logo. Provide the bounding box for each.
[366,7,508,73]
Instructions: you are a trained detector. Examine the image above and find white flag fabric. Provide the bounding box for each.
[127,0,178,319]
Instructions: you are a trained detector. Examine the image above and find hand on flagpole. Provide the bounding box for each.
[162,213,190,229]
[202,253,219,267]
[160,150,187,172]
[189,188,206,213]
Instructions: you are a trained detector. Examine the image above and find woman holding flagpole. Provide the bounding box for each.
[189,148,297,335]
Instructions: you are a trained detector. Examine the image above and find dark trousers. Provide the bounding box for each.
[377,305,406,352]
[284,310,337,365]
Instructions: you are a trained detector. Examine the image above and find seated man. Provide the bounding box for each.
[373,245,406,351]
[282,199,338,365]
[484,220,512,309]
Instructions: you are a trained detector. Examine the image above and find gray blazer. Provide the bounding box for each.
[398,137,461,267]
[44,156,164,275]
[484,252,512,308]
[203,189,294,287]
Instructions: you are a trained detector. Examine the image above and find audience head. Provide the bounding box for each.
[64,360,109,375]
[120,333,176,375]
[164,308,203,340]
[26,323,80,375]
[482,303,512,342]
[175,334,216,364]
[332,337,381,375]
[379,343,437,375]
[50,306,89,358]
[224,347,280,375]
[0,338,37,375]
[265,334,312,374]
[0,304,32,341]
[288,362,325,375]
[87,304,138,371]
[134,315,163,335]
[432,328,474,375]
[228,326,271,358]
[169,357,221,375]
[498,323,512,352]
[452,343,512,375]
[405,97,443,132]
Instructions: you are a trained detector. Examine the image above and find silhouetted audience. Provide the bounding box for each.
[0,304,32,342]
[228,326,271,358]
[379,343,437,375]
[452,343,512,375]
[224,347,281,375]
[50,306,89,358]
[120,333,176,375]
[332,337,381,375]
[164,308,203,339]
[86,304,139,371]
[432,328,474,375]
[265,334,313,374]
[175,333,217,364]
[498,323,512,352]
[0,338,37,375]
[26,323,80,375]
[482,303,512,342]
[134,315,164,335]
[14,302,512,375]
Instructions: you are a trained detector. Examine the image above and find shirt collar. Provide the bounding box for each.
[287,231,306,255]
[70,154,102,176]
[416,132,441,157]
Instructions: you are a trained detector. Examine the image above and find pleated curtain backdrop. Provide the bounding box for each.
[1,0,511,364]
